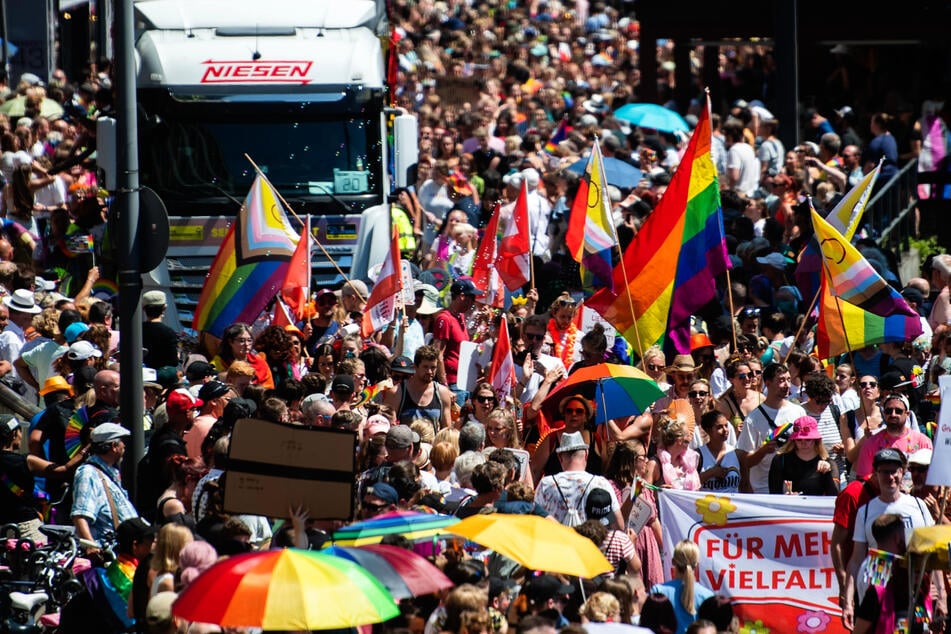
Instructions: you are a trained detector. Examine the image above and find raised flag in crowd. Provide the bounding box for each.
[587,95,729,356]
[361,224,403,338]
[281,215,312,321]
[812,207,922,357]
[565,139,618,295]
[496,181,531,290]
[192,174,300,338]
[471,203,505,309]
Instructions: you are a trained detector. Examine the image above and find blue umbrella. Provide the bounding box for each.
[566,156,642,189]
[613,103,689,134]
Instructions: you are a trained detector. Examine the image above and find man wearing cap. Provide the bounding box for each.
[383,344,452,431]
[0,288,41,372]
[72,423,139,544]
[519,574,575,628]
[853,393,931,481]
[651,354,698,414]
[361,482,399,518]
[340,280,369,321]
[185,380,233,462]
[842,448,934,629]
[432,279,483,401]
[535,430,622,528]
[304,288,342,356]
[138,388,200,510]
[141,290,179,370]
[330,374,356,411]
[300,392,335,427]
[906,448,945,521]
[736,363,807,493]
[356,425,422,503]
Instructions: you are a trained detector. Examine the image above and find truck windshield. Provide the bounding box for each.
[139,91,383,206]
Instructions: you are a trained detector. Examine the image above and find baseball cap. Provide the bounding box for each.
[524,574,575,605]
[450,278,485,297]
[67,340,103,361]
[386,425,419,449]
[332,374,356,394]
[185,360,217,382]
[91,422,131,443]
[157,366,182,390]
[142,290,167,307]
[116,517,158,551]
[197,380,231,402]
[756,252,794,270]
[341,280,369,299]
[901,286,924,306]
[145,591,177,628]
[908,448,933,466]
[873,448,907,468]
[584,488,614,523]
[64,322,89,344]
[389,356,415,375]
[166,388,203,414]
[367,483,399,505]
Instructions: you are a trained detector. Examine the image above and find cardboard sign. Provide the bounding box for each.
[224,418,357,520]
[927,375,951,486]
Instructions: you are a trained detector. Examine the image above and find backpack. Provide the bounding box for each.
[554,476,593,528]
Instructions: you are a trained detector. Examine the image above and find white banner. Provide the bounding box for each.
[658,489,847,634]
[927,375,951,486]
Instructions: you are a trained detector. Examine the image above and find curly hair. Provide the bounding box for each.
[31,307,60,339]
[80,323,112,369]
[255,325,290,363]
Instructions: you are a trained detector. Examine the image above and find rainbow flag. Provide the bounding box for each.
[565,141,618,294]
[193,175,300,338]
[812,209,922,358]
[544,118,569,153]
[586,95,729,356]
[766,421,793,444]
[794,162,880,302]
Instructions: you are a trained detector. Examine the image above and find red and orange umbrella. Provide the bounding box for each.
[172,549,399,630]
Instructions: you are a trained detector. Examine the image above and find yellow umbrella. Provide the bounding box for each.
[447,513,612,578]
[907,525,951,571]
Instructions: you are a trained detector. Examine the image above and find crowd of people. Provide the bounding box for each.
[0,2,949,631]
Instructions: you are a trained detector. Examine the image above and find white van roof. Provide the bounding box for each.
[135,0,380,31]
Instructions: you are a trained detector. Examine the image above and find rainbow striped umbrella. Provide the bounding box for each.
[542,363,665,425]
[172,549,399,630]
[331,510,460,546]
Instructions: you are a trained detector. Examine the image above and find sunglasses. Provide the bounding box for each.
[647,364,664,372]
[859,381,878,388]
[476,395,496,404]
[884,407,906,415]
[740,307,761,317]
[565,407,587,415]
[736,372,751,380]
[688,390,709,398]
[750,370,763,376]
[362,500,388,511]
[524,332,545,341]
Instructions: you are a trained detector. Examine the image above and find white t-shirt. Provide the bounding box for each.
[698,443,741,493]
[727,142,761,197]
[736,401,807,493]
[852,494,933,548]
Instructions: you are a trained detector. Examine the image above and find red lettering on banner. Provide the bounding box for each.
[200,60,313,84]
[774,532,832,558]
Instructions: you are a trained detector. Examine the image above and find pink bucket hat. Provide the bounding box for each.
[790,416,822,441]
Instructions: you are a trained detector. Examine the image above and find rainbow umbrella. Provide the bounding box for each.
[172,549,399,630]
[541,363,664,425]
[64,406,116,458]
[331,510,460,546]
[447,513,613,578]
[323,544,454,598]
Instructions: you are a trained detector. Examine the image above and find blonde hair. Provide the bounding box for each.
[410,418,436,445]
[434,427,460,452]
[486,408,521,448]
[581,592,621,623]
[226,360,255,380]
[672,540,700,615]
[150,524,194,575]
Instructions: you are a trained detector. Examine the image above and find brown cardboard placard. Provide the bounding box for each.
[223,418,356,520]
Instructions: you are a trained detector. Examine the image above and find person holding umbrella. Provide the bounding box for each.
[530,394,597,482]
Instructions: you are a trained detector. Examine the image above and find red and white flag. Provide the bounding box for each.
[471,203,505,309]
[361,225,403,338]
[271,296,295,328]
[496,181,531,290]
[281,215,311,321]
[489,315,517,401]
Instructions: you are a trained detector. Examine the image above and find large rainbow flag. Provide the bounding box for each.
[192,175,300,338]
[812,208,922,358]
[587,95,729,356]
[565,140,618,294]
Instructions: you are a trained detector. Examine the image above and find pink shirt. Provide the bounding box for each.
[855,428,932,479]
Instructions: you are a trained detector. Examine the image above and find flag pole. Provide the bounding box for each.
[617,244,646,360]
[725,268,738,352]
[782,287,821,364]
[244,153,365,304]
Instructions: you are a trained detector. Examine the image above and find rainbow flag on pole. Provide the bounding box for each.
[587,94,729,355]
[812,208,922,357]
[565,141,618,294]
[193,175,300,338]
[544,118,569,153]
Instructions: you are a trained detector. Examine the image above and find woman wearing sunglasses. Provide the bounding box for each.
[844,375,885,465]
[640,345,669,392]
[715,359,764,434]
[768,415,838,496]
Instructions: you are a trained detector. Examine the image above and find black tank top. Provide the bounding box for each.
[398,383,443,433]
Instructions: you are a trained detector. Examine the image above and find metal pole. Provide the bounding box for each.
[0,0,8,85]
[115,0,144,498]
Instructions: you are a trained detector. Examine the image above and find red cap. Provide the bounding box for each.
[166,388,203,414]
